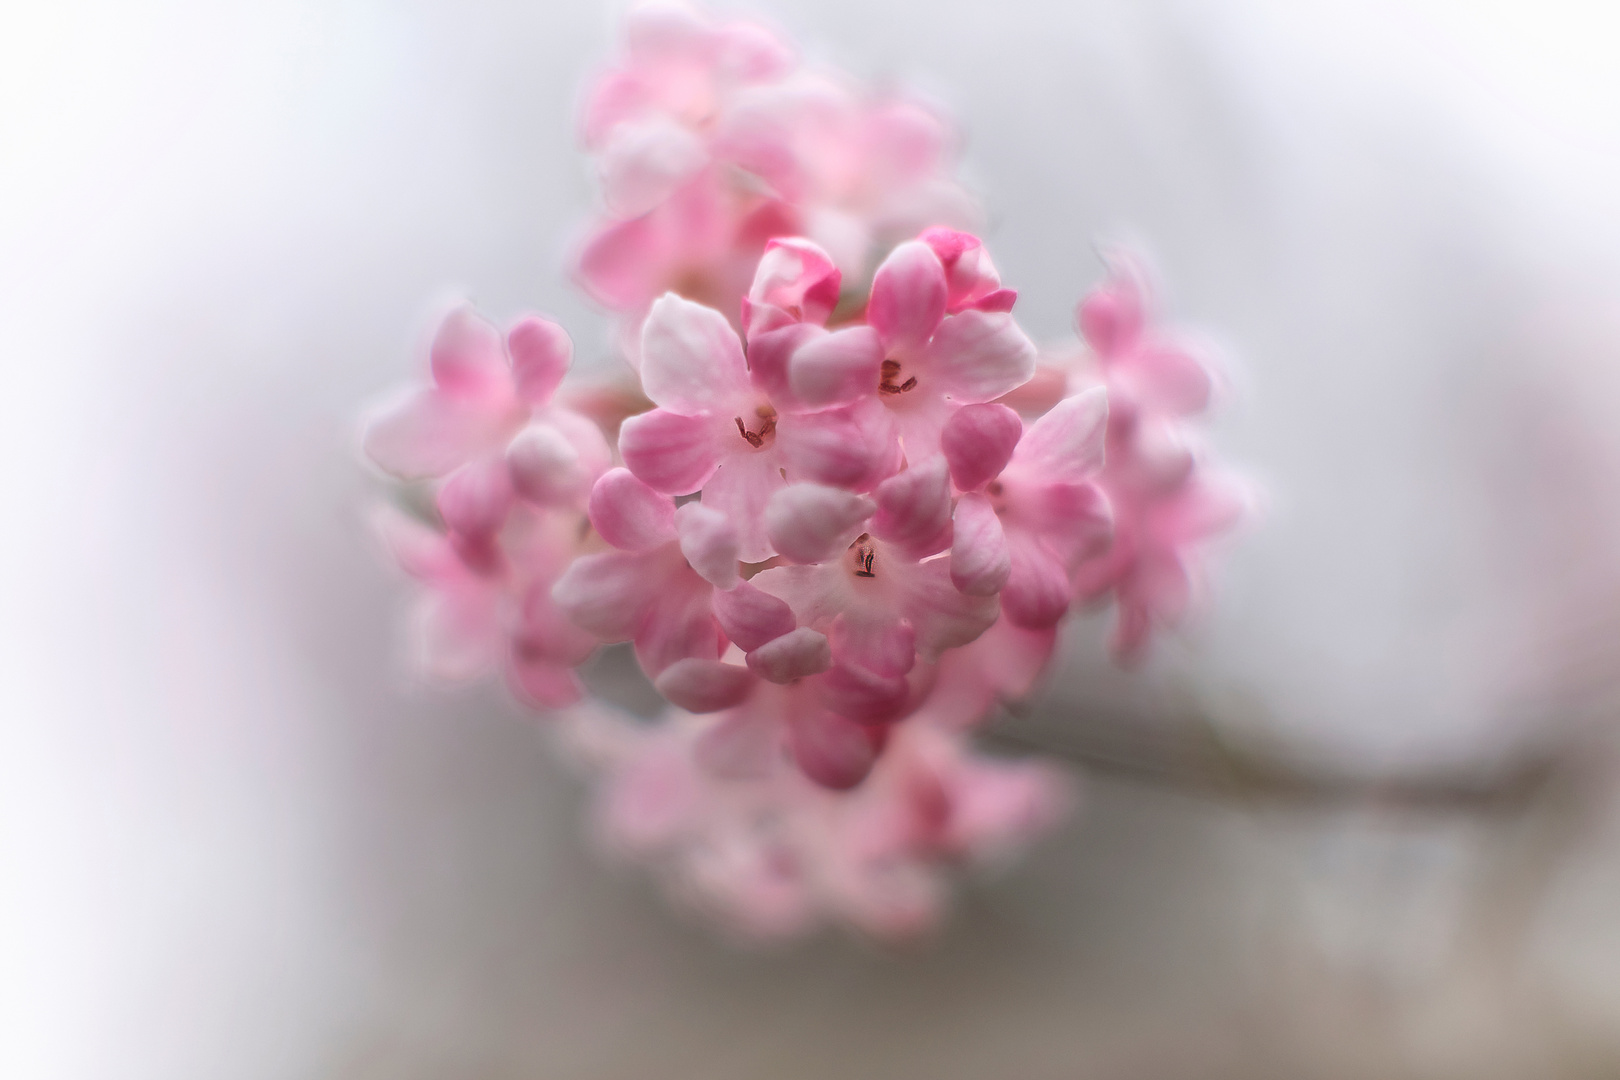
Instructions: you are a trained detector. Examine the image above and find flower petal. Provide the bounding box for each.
[619,407,727,493]
[950,493,1010,596]
[698,451,783,563]
[1010,386,1108,481]
[654,658,756,713]
[765,483,875,564]
[868,240,947,354]
[746,626,832,683]
[551,550,655,641]
[507,316,573,406]
[776,397,902,491]
[640,292,751,413]
[588,467,677,552]
[436,456,513,539]
[870,455,953,558]
[430,307,509,399]
[814,661,912,725]
[712,581,795,651]
[787,325,883,410]
[1001,534,1072,629]
[362,389,510,480]
[901,557,1001,659]
[923,310,1036,404]
[634,567,724,675]
[508,410,613,507]
[576,212,671,312]
[745,236,841,332]
[787,711,879,790]
[507,657,584,710]
[940,403,1021,492]
[1076,271,1145,358]
[676,501,741,588]
[829,614,915,678]
[597,117,708,218]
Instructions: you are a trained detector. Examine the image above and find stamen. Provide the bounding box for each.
[878,358,917,395]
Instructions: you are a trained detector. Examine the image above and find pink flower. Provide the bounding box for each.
[780,237,1039,457]
[573,2,978,346]
[1069,254,1247,660]
[618,291,902,560]
[568,701,1074,942]
[371,502,596,708]
[945,387,1114,629]
[551,468,733,681]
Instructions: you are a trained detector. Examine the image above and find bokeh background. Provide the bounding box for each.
[8,1,1620,1076]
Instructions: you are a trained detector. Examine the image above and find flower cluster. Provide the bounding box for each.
[574,1,976,353]
[361,2,1245,940]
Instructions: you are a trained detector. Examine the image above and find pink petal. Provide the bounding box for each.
[618,407,727,493]
[507,316,572,406]
[970,288,1017,313]
[362,389,511,480]
[694,706,779,779]
[1076,273,1145,358]
[588,467,677,552]
[787,325,883,409]
[940,403,1022,492]
[919,226,1004,313]
[654,658,756,713]
[814,661,912,725]
[924,310,1037,404]
[634,568,724,675]
[507,410,613,507]
[902,557,1001,658]
[870,455,953,558]
[698,451,784,563]
[575,212,671,311]
[1001,534,1072,629]
[765,484,875,564]
[430,307,509,399]
[597,117,708,217]
[776,397,902,491]
[639,293,751,413]
[369,504,459,582]
[1010,386,1108,480]
[787,711,879,790]
[1118,343,1212,416]
[415,588,501,681]
[675,501,740,588]
[745,236,841,332]
[1016,481,1112,563]
[712,581,795,651]
[506,657,584,710]
[744,321,822,412]
[830,614,915,678]
[746,626,832,683]
[950,493,1010,596]
[868,240,947,353]
[436,456,513,539]
[551,550,655,640]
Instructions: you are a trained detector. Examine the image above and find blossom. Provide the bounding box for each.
[1068,254,1247,660]
[573,1,978,348]
[360,4,1252,939]
[568,701,1074,941]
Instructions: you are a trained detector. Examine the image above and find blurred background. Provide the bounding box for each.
[8,0,1620,1076]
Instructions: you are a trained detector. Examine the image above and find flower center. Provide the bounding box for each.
[878,359,917,396]
[850,533,876,578]
[733,405,778,448]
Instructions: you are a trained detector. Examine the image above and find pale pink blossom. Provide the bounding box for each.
[573,2,978,347]
[1068,255,1247,660]
[566,702,1074,941]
